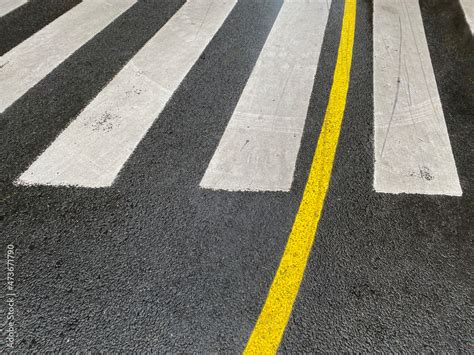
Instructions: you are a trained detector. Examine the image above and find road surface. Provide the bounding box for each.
[1,0,472,352]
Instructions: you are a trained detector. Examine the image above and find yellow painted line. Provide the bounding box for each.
[244,0,357,353]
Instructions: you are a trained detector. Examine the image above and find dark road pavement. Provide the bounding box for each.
[0,0,472,352]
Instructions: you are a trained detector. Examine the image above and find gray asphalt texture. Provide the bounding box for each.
[0,0,472,352]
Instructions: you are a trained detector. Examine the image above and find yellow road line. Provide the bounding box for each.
[244,0,357,353]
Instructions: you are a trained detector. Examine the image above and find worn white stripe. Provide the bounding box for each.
[374,0,462,196]
[460,0,474,33]
[0,0,136,113]
[17,0,236,188]
[200,0,331,192]
[0,0,26,17]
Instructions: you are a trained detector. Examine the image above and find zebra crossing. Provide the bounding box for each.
[1,2,471,352]
[17,0,236,187]
[1,0,463,196]
[0,0,136,113]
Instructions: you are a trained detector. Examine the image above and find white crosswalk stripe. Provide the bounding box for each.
[1,0,463,195]
[460,0,474,33]
[200,0,331,192]
[17,0,237,188]
[373,0,462,196]
[0,0,136,114]
[0,0,26,17]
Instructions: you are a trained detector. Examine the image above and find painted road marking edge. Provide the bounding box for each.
[244,0,357,352]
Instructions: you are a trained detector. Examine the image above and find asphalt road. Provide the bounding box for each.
[1,0,472,352]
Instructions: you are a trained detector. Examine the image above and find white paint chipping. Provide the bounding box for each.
[17,0,237,188]
[374,0,462,196]
[0,0,136,113]
[0,0,26,17]
[460,0,474,33]
[200,0,331,191]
